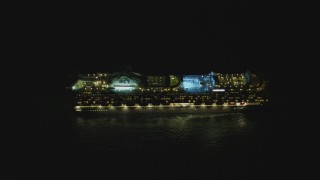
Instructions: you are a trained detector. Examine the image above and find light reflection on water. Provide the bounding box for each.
[35,102,279,179]
[74,113,252,158]
[38,111,280,179]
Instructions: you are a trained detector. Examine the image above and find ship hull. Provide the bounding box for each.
[74,105,254,114]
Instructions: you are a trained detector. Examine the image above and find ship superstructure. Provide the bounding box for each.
[71,71,269,113]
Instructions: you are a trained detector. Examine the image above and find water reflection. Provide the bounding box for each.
[74,113,252,158]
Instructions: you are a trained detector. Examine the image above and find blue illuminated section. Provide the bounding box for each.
[182,77,201,89]
[181,74,215,93]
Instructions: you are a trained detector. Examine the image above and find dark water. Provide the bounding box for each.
[38,111,285,180]
[6,101,293,179]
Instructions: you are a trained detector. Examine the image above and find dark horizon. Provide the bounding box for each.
[20,0,288,103]
[30,0,280,77]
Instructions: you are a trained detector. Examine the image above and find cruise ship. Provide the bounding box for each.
[70,71,269,113]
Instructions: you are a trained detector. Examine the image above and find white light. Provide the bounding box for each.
[212,89,225,92]
[114,87,135,91]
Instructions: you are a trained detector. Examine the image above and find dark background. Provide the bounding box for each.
[25,1,283,80]
[5,1,303,179]
[21,0,289,102]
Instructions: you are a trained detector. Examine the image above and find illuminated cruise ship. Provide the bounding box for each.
[70,71,269,113]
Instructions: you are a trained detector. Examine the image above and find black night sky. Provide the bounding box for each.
[26,0,287,100]
[33,1,278,74]
[6,1,303,179]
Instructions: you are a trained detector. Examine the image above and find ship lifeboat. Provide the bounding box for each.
[216,100,223,105]
[126,102,135,106]
[139,102,148,106]
[228,102,236,105]
[152,102,161,106]
[194,102,201,105]
[112,102,122,106]
[240,102,247,106]
[162,102,170,106]
[205,101,213,105]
